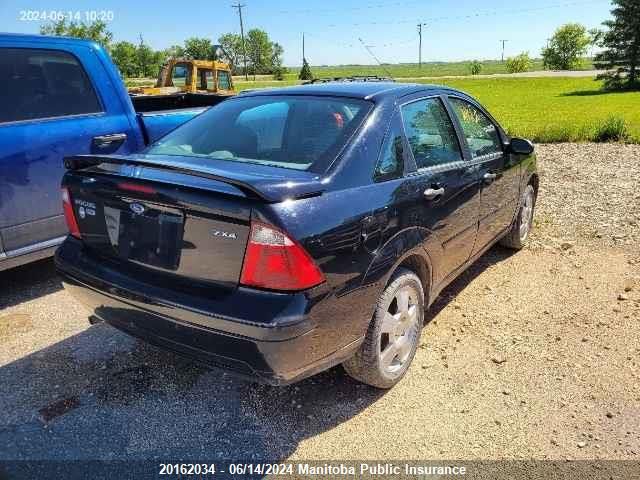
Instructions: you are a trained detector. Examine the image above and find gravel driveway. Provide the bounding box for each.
[0,144,638,465]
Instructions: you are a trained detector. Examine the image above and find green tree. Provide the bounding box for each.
[506,52,531,73]
[299,58,313,80]
[111,41,138,77]
[137,40,162,78]
[271,42,287,79]
[40,19,113,50]
[183,37,215,60]
[593,0,640,90]
[469,60,482,75]
[246,29,273,75]
[216,29,284,76]
[542,23,591,70]
[218,33,244,74]
[163,44,185,59]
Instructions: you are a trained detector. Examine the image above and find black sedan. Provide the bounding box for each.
[56,81,538,388]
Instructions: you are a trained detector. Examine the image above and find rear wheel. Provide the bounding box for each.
[343,268,424,389]
[500,183,536,250]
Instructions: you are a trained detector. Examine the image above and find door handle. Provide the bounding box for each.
[92,133,127,150]
[483,172,498,183]
[424,187,445,200]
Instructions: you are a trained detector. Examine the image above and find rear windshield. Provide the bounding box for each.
[146,95,371,171]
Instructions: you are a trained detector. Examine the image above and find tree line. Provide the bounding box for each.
[468,0,638,90]
[39,0,639,90]
[40,19,288,79]
[540,0,639,90]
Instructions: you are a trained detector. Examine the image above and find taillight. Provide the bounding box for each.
[61,187,81,239]
[117,182,156,194]
[240,221,325,291]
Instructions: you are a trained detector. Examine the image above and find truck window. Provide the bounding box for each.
[0,48,102,124]
[171,64,190,87]
[199,69,215,90]
[218,71,231,90]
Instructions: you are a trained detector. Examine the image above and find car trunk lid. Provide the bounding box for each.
[63,154,324,289]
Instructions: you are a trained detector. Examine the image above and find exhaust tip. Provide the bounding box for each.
[88,315,104,325]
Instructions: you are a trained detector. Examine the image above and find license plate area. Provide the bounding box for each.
[105,201,184,270]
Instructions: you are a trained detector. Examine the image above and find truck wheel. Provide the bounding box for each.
[343,268,424,389]
[500,184,536,250]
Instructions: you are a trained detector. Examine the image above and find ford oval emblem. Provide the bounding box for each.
[129,203,145,215]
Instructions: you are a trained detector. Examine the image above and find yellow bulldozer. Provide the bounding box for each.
[129,58,236,112]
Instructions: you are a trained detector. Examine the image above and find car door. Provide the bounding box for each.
[447,96,521,255]
[0,44,138,259]
[398,95,481,285]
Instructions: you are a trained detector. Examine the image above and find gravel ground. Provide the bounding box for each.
[0,143,638,464]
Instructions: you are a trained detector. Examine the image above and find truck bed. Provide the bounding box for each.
[131,92,231,113]
[132,93,234,143]
[138,107,207,144]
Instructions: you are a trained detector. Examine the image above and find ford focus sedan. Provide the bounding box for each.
[55,81,538,388]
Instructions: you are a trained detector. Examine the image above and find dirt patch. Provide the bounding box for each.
[0,314,32,337]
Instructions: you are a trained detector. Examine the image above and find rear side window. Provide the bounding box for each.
[218,71,231,90]
[400,98,462,169]
[449,97,502,158]
[147,95,371,171]
[374,121,405,181]
[0,48,102,124]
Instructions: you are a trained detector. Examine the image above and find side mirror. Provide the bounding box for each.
[507,137,534,155]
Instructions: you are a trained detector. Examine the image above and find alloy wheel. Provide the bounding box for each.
[519,188,534,242]
[379,285,420,375]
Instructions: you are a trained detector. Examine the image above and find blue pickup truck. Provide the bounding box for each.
[0,33,217,270]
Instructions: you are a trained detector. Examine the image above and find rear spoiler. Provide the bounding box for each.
[64,155,325,203]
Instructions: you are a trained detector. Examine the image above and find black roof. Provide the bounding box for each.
[240,81,458,101]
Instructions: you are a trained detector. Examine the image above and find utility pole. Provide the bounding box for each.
[417,23,427,68]
[232,3,248,81]
[138,34,145,77]
[302,32,305,63]
[500,39,508,62]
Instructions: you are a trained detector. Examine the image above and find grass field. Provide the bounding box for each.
[282,59,548,80]
[235,59,596,82]
[234,77,640,143]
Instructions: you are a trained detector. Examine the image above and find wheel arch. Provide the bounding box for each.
[362,227,435,307]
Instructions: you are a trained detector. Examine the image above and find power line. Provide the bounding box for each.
[358,38,394,78]
[276,0,423,15]
[304,31,414,50]
[231,2,248,81]
[321,0,608,28]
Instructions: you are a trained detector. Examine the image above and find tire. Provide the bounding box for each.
[500,183,536,250]
[343,268,424,389]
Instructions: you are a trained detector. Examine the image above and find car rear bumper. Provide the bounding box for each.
[55,238,362,385]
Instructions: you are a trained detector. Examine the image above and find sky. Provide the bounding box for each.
[1,0,614,66]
